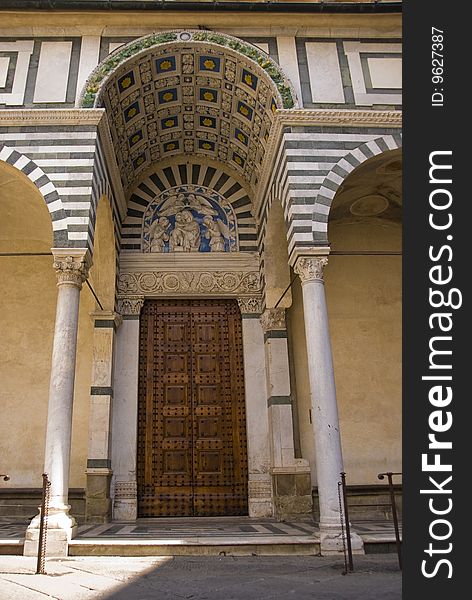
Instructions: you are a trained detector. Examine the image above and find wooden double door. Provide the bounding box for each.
[137,299,248,517]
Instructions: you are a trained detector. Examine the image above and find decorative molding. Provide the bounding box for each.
[117,270,262,297]
[294,256,329,283]
[114,480,137,500]
[276,108,402,127]
[116,296,145,316]
[53,254,89,288]
[260,307,286,332]
[0,108,105,126]
[237,296,263,315]
[90,310,123,328]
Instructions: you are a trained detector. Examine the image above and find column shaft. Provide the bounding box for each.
[45,281,81,509]
[24,251,89,557]
[295,256,363,554]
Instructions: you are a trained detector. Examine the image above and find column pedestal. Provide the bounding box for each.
[24,250,89,557]
[294,255,364,555]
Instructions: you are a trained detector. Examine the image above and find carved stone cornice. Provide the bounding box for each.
[260,307,286,333]
[117,270,262,297]
[53,254,89,288]
[294,256,329,283]
[116,296,145,317]
[276,108,402,127]
[0,108,105,126]
[237,296,264,315]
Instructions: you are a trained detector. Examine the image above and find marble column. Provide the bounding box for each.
[85,310,122,523]
[24,250,89,557]
[294,255,363,555]
[111,296,144,521]
[237,296,273,518]
[260,307,312,519]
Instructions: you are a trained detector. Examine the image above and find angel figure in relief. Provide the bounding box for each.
[148,216,170,252]
[203,216,230,252]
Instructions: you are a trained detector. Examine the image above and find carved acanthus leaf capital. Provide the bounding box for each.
[260,307,286,332]
[53,255,89,288]
[116,296,145,316]
[237,296,263,315]
[294,256,328,283]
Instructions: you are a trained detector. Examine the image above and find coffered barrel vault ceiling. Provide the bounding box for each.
[99,38,284,194]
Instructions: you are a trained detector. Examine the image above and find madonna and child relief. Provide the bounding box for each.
[142,185,238,253]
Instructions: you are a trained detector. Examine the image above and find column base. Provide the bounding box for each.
[23,504,77,557]
[113,480,137,521]
[272,466,313,520]
[248,475,273,518]
[319,521,365,556]
[85,470,112,523]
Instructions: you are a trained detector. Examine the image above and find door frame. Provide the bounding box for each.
[111,251,273,519]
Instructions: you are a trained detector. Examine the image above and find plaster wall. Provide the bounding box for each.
[0,165,94,489]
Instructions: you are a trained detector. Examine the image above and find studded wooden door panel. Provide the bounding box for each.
[137,299,248,517]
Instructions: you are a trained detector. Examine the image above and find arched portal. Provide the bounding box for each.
[93,32,297,520]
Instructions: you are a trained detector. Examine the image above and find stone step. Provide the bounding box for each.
[0,540,24,555]
[68,536,321,557]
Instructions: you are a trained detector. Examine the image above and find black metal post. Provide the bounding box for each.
[378,471,402,570]
[36,473,50,575]
[340,472,354,571]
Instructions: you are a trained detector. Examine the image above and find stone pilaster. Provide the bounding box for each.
[294,256,364,555]
[111,296,144,521]
[24,249,90,557]
[237,296,273,517]
[85,310,122,523]
[260,307,312,519]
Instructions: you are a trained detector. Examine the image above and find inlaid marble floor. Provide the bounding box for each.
[0,517,401,542]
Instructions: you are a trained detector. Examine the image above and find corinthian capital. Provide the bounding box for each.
[237,296,263,315]
[294,256,328,283]
[116,296,145,317]
[53,254,89,288]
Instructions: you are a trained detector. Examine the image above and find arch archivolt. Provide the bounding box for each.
[313,134,402,239]
[0,143,67,241]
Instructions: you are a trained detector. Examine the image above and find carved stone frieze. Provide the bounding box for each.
[237,296,263,315]
[294,256,328,283]
[260,307,286,332]
[117,271,262,297]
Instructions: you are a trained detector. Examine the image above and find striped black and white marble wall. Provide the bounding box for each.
[259,126,402,261]
[0,120,121,254]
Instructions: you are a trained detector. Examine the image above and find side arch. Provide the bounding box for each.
[0,143,68,245]
[313,134,402,241]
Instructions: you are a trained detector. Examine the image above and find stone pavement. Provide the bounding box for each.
[0,554,401,599]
